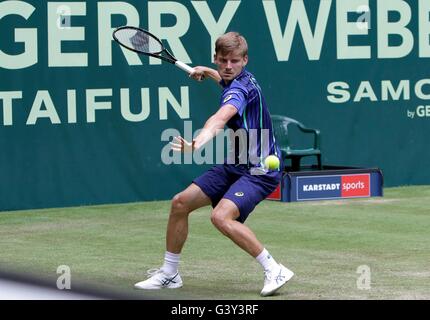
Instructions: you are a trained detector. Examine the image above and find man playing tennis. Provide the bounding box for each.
[134,32,294,296]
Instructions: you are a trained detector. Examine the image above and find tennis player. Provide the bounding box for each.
[134,32,294,296]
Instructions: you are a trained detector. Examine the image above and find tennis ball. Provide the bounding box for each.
[264,155,280,170]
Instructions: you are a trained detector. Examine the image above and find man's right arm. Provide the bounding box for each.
[190,66,222,84]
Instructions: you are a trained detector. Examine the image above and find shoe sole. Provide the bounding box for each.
[134,282,183,290]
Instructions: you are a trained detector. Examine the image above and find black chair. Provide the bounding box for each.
[271,115,322,171]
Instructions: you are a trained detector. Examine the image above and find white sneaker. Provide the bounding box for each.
[260,263,294,297]
[134,268,183,290]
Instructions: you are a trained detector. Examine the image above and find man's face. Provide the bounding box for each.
[214,50,248,83]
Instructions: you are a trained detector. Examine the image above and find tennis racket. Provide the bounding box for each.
[112,26,197,76]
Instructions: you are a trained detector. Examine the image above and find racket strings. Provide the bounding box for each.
[116,29,162,54]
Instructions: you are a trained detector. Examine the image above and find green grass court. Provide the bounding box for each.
[1,186,429,300]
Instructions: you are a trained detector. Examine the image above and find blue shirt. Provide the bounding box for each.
[219,69,281,170]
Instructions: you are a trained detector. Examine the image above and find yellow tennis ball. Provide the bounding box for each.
[264,155,280,170]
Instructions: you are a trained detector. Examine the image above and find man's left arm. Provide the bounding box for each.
[171,105,237,152]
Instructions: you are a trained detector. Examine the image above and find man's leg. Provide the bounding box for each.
[135,164,237,290]
[166,183,212,254]
[134,183,211,290]
[210,198,263,257]
[211,198,294,297]
[135,163,238,290]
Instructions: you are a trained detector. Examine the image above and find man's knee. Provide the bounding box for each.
[210,210,221,228]
[211,210,232,235]
[171,193,191,216]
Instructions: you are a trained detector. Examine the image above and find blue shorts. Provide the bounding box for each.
[193,164,282,223]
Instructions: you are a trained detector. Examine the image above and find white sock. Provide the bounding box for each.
[161,251,180,275]
[256,248,278,272]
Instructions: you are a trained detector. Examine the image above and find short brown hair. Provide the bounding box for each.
[215,32,248,57]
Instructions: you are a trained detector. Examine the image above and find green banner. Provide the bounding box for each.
[1,0,429,211]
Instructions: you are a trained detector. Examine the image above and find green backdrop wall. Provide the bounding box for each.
[1,0,429,211]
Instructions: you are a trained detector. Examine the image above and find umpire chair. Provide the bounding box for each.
[271,115,322,172]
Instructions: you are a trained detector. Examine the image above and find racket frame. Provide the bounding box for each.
[112,26,194,74]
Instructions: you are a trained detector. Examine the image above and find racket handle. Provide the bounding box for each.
[175,61,194,74]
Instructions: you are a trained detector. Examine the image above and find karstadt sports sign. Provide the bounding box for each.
[296,174,371,200]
